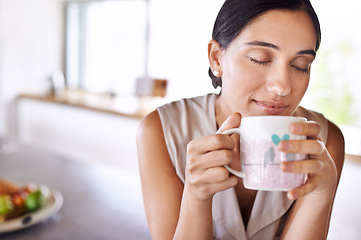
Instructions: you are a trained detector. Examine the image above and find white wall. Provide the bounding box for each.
[0,0,64,138]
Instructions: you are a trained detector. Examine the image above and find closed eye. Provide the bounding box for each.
[249,57,311,74]
[250,58,271,65]
[291,65,310,74]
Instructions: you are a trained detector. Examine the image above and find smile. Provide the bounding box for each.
[254,100,288,115]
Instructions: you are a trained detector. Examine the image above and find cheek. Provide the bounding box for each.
[291,77,309,101]
[294,76,309,93]
[222,58,264,90]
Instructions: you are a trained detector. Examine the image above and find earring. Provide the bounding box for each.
[213,70,221,77]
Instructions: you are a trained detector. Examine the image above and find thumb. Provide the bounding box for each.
[216,112,242,134]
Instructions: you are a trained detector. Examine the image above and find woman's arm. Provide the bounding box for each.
[280,120,345,240]
[137,110,184,239]
[137,111,240,240]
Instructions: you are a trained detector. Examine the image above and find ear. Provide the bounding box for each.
[208,39,223,73]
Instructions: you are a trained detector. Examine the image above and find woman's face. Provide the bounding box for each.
[218,10,317,117]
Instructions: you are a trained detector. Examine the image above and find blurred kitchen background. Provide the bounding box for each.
[0,0,360,239]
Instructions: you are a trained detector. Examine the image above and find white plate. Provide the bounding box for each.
[0,189,64,233]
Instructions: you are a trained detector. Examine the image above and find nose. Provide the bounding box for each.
[266,64,291,96]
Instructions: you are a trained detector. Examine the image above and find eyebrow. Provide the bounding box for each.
[297,49,316,56]
[246,41,316,56]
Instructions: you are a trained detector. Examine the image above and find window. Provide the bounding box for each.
[302,0,361,155]
[302,0,361,129]
[66,0,223,99]
[66,0,148,95]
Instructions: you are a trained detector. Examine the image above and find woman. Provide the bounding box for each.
[137,0,345,239]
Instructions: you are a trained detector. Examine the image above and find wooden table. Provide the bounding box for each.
[0,145,151,240]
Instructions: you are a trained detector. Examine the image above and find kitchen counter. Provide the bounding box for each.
[17,90,159,119]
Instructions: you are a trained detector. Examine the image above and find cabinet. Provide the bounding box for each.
[17,97,142,174]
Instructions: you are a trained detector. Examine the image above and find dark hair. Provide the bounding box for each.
[209,0,321,88]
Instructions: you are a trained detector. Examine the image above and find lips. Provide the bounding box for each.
[254,100,288,115]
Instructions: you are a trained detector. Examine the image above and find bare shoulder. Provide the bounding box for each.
[137,110,163,143]
[326,120,345,179]
[137,109,173,172]
[326,120,344,145]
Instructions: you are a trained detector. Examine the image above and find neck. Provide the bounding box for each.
[215,94,237,129]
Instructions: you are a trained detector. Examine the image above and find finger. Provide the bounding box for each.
[289,121,321,140]
[201,167,232,184]
[216,112,242,134]
[287,175,318,200]
[197,176,239,196]
[281,159,323,174]
[210,176,239,192]
[187,134,235,155]
[188,149,234,171]
[203,149,235,168]
[278,139,325,155]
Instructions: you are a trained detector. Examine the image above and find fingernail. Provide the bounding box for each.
[279,141,291,151]
[287,191,298,200]
[281,162,294,172]
[291,123,303,133]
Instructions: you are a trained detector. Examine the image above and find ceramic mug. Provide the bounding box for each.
[222,116,307,191]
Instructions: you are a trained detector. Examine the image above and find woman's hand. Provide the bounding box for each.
[184,113,241,201]
[278,121,338,200]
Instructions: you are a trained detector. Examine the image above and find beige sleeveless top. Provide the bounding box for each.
[157,93,328,240]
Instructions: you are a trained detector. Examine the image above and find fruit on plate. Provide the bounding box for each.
[0,179,51,223]
[0,195,13,216]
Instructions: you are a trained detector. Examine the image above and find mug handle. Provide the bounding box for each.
[221,128,245,178]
